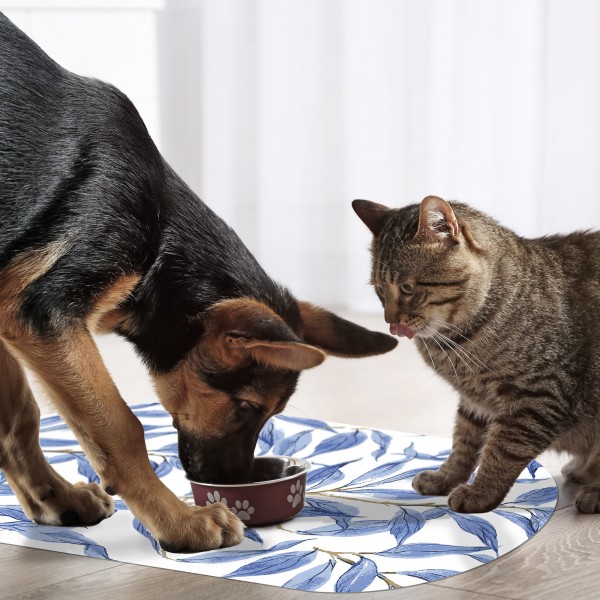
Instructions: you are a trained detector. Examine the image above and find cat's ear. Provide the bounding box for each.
[352,200,393,236]
[415,196,460,243]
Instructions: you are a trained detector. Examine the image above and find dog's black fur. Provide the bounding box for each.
[0,13,397,551]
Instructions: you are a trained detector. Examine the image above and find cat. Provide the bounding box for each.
[353,195,600,514]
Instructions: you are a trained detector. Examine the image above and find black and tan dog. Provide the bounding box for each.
[0,14,396,552]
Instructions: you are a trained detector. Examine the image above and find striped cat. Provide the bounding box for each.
[353,195,600,513]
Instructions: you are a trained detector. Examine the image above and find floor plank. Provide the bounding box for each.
[1,544,118,597]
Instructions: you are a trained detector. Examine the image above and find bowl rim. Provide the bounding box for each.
[187,455,311,489]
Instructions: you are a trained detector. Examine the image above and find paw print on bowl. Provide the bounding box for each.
[287,480,303,508]
[230,499,255,521]
[206,491,228,507]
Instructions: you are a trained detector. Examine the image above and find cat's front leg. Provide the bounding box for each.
[412,405,487,496]
[447,408,561,513]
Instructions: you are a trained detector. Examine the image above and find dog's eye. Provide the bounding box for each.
[236,399,259,413]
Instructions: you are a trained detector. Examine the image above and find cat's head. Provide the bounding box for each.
[353,196,491,339]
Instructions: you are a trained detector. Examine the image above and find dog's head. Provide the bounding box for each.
[153,298,397,484]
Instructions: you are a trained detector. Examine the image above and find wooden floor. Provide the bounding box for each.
[4,313,597,599]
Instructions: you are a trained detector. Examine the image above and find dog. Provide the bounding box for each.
[0,13,397,552]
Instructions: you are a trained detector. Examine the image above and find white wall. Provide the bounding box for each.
[4,1,600,312]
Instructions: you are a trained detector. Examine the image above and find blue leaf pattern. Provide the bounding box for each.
[226,550,317,578]
[284,559,335,590]
[513,487,558,506]
[389,507,426,546]
[448,512,499,554]
[310,430,368,457]
[399,569,461,582]
[371,430,392,461]
[273,430,312,457]
[335,557,379,592]
[0,405,557,593]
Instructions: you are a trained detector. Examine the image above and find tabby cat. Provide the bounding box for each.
[353,195,600,514]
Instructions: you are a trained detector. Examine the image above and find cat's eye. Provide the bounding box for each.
[375,284,384,295]
[400,282,415,295]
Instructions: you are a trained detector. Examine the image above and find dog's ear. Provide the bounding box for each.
[202,299,325,371]
[298,302,398,357]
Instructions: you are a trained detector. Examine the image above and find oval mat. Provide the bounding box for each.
[0,402,557,593]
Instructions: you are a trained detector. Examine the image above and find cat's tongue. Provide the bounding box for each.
[390,323,415,339]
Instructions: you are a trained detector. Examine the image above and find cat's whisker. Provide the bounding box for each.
[429,318,488,351]
[429,330,461,382]
[421,338,437,372]
[428,328,476,377]
[434,329,488,372]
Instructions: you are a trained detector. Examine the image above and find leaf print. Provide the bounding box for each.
[39,415,67,430]
[378,543,488,558]
[447,513,499,554]
[335,557,379,592]
[513,487,558,506]
[371,430,392,461]
[273,430,312,457]
[345,459,414,487]
[341,488,433,501]
[398,569,460,582]
[309,430,367,458]
[389,507,426,546]
[300,518,391,537]
[157,442,179,454]
[0,483,14,496]
[527,459,542,479]
[306,461,355,490]
[47,454,77,465]
[494,510,535,538]
[531,508,553,532]
[423,507,447,520]
[276,415,335,432]
[226,550,317,578]
[38,438,78,448]
[151,458,173,479]
[177,540,307,564]
[76,455,100,484]
[299,497,360,519]
[468,553,495,564]
[128,409,170,418]
[244,529,263,544]
[257,419,285,455]
[3,521,109,559]
[133,518,162,555]
[284,559,335,591]
[0,505,27,520]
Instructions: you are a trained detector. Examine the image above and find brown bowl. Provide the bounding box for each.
[188,456,311,527]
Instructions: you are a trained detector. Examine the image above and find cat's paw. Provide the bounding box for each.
[575,484,600,513]
[447,483,501,513]
[412,469,456,496]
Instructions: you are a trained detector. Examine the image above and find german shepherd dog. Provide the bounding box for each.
[0,14,396,552]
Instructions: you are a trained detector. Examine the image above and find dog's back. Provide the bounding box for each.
[0,13,167,329]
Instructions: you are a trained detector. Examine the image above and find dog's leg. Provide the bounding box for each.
[0,338,114,525]
[4,327,244,552]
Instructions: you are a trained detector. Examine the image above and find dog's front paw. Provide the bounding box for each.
[33,481,114,526]
[447,483,501,513]
[412,469,457,496]
[158,502,245,553]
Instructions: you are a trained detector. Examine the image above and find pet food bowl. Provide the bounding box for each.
[188,456,311,527]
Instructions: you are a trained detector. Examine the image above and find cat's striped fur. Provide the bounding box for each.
[354,195,600,513]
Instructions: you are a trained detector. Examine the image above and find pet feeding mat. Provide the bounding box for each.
[0,402,557,593]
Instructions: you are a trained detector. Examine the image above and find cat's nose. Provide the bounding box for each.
[384,304,402,324]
